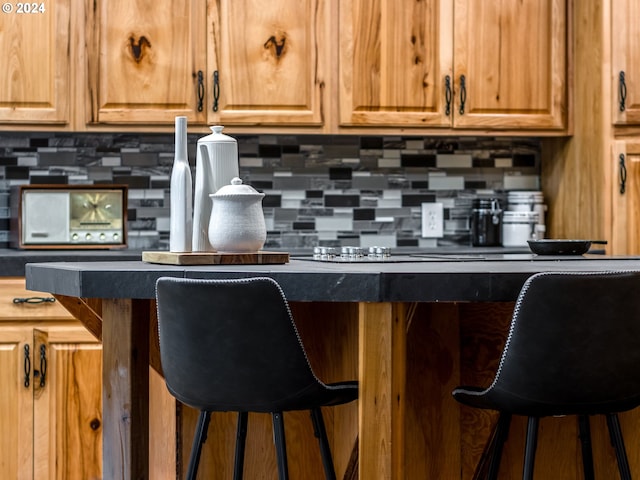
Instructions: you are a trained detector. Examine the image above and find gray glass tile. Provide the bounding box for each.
[38,151,77,166]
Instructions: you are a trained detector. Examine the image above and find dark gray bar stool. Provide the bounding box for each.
[453,271,640,480]
[156,276,358,480]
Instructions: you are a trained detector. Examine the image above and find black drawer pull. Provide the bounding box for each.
[13,297,56,304]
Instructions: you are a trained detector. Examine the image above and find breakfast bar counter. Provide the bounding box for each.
[25,256,640,479]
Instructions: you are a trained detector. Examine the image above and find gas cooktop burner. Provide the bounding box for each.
[312,246,392,262]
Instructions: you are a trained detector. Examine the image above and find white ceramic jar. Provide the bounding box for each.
[502,211,540,247]
[208,177,266,253]
[507,191,547,225]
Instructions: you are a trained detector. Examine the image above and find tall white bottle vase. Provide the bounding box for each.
[192,125,239,252]
[169,116,193,252]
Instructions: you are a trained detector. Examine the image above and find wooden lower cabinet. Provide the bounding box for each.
[0,278,176,480]
[0,277,102,480]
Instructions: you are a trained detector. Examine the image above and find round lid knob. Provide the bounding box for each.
[210,177,265,197]
[198,125,237,144]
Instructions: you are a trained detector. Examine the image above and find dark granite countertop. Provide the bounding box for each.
[0,248,143,277]
[0,245,549,277]
[24,255,640,303]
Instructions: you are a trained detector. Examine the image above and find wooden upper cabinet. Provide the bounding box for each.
[208,0,329,128]
[85,0,207,126]
[0,0,70,125]
[454,0,567,130]
[339,0,567,131]
[612,0,640,125]
[339,0,452,128]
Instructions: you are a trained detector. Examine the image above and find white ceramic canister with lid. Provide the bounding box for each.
[507,191,547,223]
[502,211,540,247]
[208,177,266,253]
[192,126,240,252]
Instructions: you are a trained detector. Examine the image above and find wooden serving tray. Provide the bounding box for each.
[142,250,289,265]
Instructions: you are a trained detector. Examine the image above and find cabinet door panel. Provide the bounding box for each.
[87,0,206,125]
[612,0,640,125]
[33,328,102,480]
[210,0,328,127]
[453,0,566,129]
[611,140,640,255]
[339,0,452,127]
[0,328,33,480]
[0,0,70,125]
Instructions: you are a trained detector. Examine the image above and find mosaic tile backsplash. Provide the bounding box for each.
[0,132,542,251]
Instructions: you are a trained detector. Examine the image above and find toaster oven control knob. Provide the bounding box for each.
[85,233,92,241]
[99,233,106,241]
[72,233,79,241]
[113,233,120,241]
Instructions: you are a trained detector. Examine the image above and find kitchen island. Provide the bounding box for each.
[25,256,640,479]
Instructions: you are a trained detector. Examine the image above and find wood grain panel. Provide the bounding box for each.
[0,277,75,321]
[101,299,150,479]
[405,303,461,479]
[339,0,452,127]
[358,302,406,480]
[541,0,607,242]
[0,328,33,479]
[611,140,640,254]
[209,0,329,127]
[611,0,640,125]
[454,0,566,129]
[142,250,290,265]
[86,0,207,124]
[34,328,103,479]
[53,295,103,340]
[0,0,70,124]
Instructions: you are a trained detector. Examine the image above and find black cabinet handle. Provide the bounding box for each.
[619,71,627,112]
[13,296,55,304]
[445,75,452,116]
[619,153,627,194]
[197,70,204,112]
[212,71,220,112]
[459,75,467,115]
[38,344,47,388]
[24,344,30,388]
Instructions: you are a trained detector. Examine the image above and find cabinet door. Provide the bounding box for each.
[611,140,640,254]
[86,0,207,125]
[0,328,33,480]
[612,0,640,125]
[33,328,102,480]
[338,0,453,127]
[0,0,70,125]
[209,0,329,128]
[453,0,567,130]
